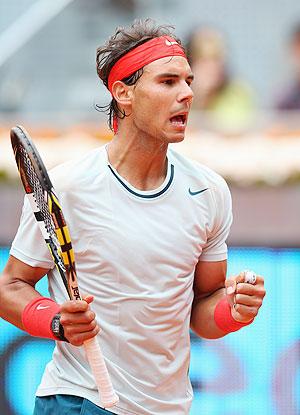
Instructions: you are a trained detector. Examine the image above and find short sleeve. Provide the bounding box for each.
[10,195,54,269]
[200,178,233,261]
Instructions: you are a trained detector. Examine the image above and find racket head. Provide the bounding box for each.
[11,125,53,194]
[10,125,60,252]
[10,125,78,300]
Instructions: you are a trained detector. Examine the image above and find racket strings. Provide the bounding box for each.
[19,145,60,248]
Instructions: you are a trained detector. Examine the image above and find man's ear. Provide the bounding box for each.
[111,81,132,110]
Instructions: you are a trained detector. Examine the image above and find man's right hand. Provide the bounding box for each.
[59,295,100,346]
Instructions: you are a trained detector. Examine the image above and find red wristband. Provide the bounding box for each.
[22,297,60,340]
[214,297,253,334]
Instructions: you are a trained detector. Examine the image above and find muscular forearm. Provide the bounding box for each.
[0,274,42,329]
[191,271,266,339]
[0,256,47,329]
[0,256,99,345]
[190,287,227,339]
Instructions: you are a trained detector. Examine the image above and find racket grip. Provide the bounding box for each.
[83,336,119,408]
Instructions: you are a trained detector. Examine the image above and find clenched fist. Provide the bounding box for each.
[225,271,266,323]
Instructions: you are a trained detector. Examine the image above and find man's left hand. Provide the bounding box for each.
[225,271,266,323]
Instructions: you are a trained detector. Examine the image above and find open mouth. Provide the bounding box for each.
[170,113,187,127]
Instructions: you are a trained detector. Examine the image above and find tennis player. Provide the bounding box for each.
[0,19,265,415]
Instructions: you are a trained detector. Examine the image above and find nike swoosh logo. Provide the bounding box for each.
[188,187,209,196]
[165,40,178,46]
[37,305,50,310]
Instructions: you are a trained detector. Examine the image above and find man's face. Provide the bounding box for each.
[129,56,194,144]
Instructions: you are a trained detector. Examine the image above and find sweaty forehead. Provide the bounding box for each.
[143,56,192,76]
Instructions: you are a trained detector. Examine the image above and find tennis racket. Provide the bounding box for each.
[10,125,119,408]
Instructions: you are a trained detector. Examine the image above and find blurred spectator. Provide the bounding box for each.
[186,27,255,133]
[274,23,300,110]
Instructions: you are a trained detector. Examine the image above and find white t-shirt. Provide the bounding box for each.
[10,145,232,415]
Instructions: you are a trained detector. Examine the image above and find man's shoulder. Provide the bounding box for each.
[168,147,228,190]
[49,145,107,191]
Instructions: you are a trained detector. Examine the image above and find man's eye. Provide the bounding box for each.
[163,79,174,85]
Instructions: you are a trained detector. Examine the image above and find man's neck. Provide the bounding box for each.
[107,130,169,191]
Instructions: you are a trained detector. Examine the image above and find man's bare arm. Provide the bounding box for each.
[0,255,48,329]
[191,259,266,339]
[190,259,228,339]
[0,255,100,345]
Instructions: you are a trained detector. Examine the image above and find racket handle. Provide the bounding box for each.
[83,336,119,408]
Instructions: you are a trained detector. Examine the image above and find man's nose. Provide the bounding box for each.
[178,82,194,103]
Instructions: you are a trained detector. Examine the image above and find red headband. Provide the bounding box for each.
[108,36,187,93]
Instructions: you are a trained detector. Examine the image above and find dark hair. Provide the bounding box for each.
[95,19,182,131]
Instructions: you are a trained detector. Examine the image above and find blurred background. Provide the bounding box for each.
[0,1,299,414]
